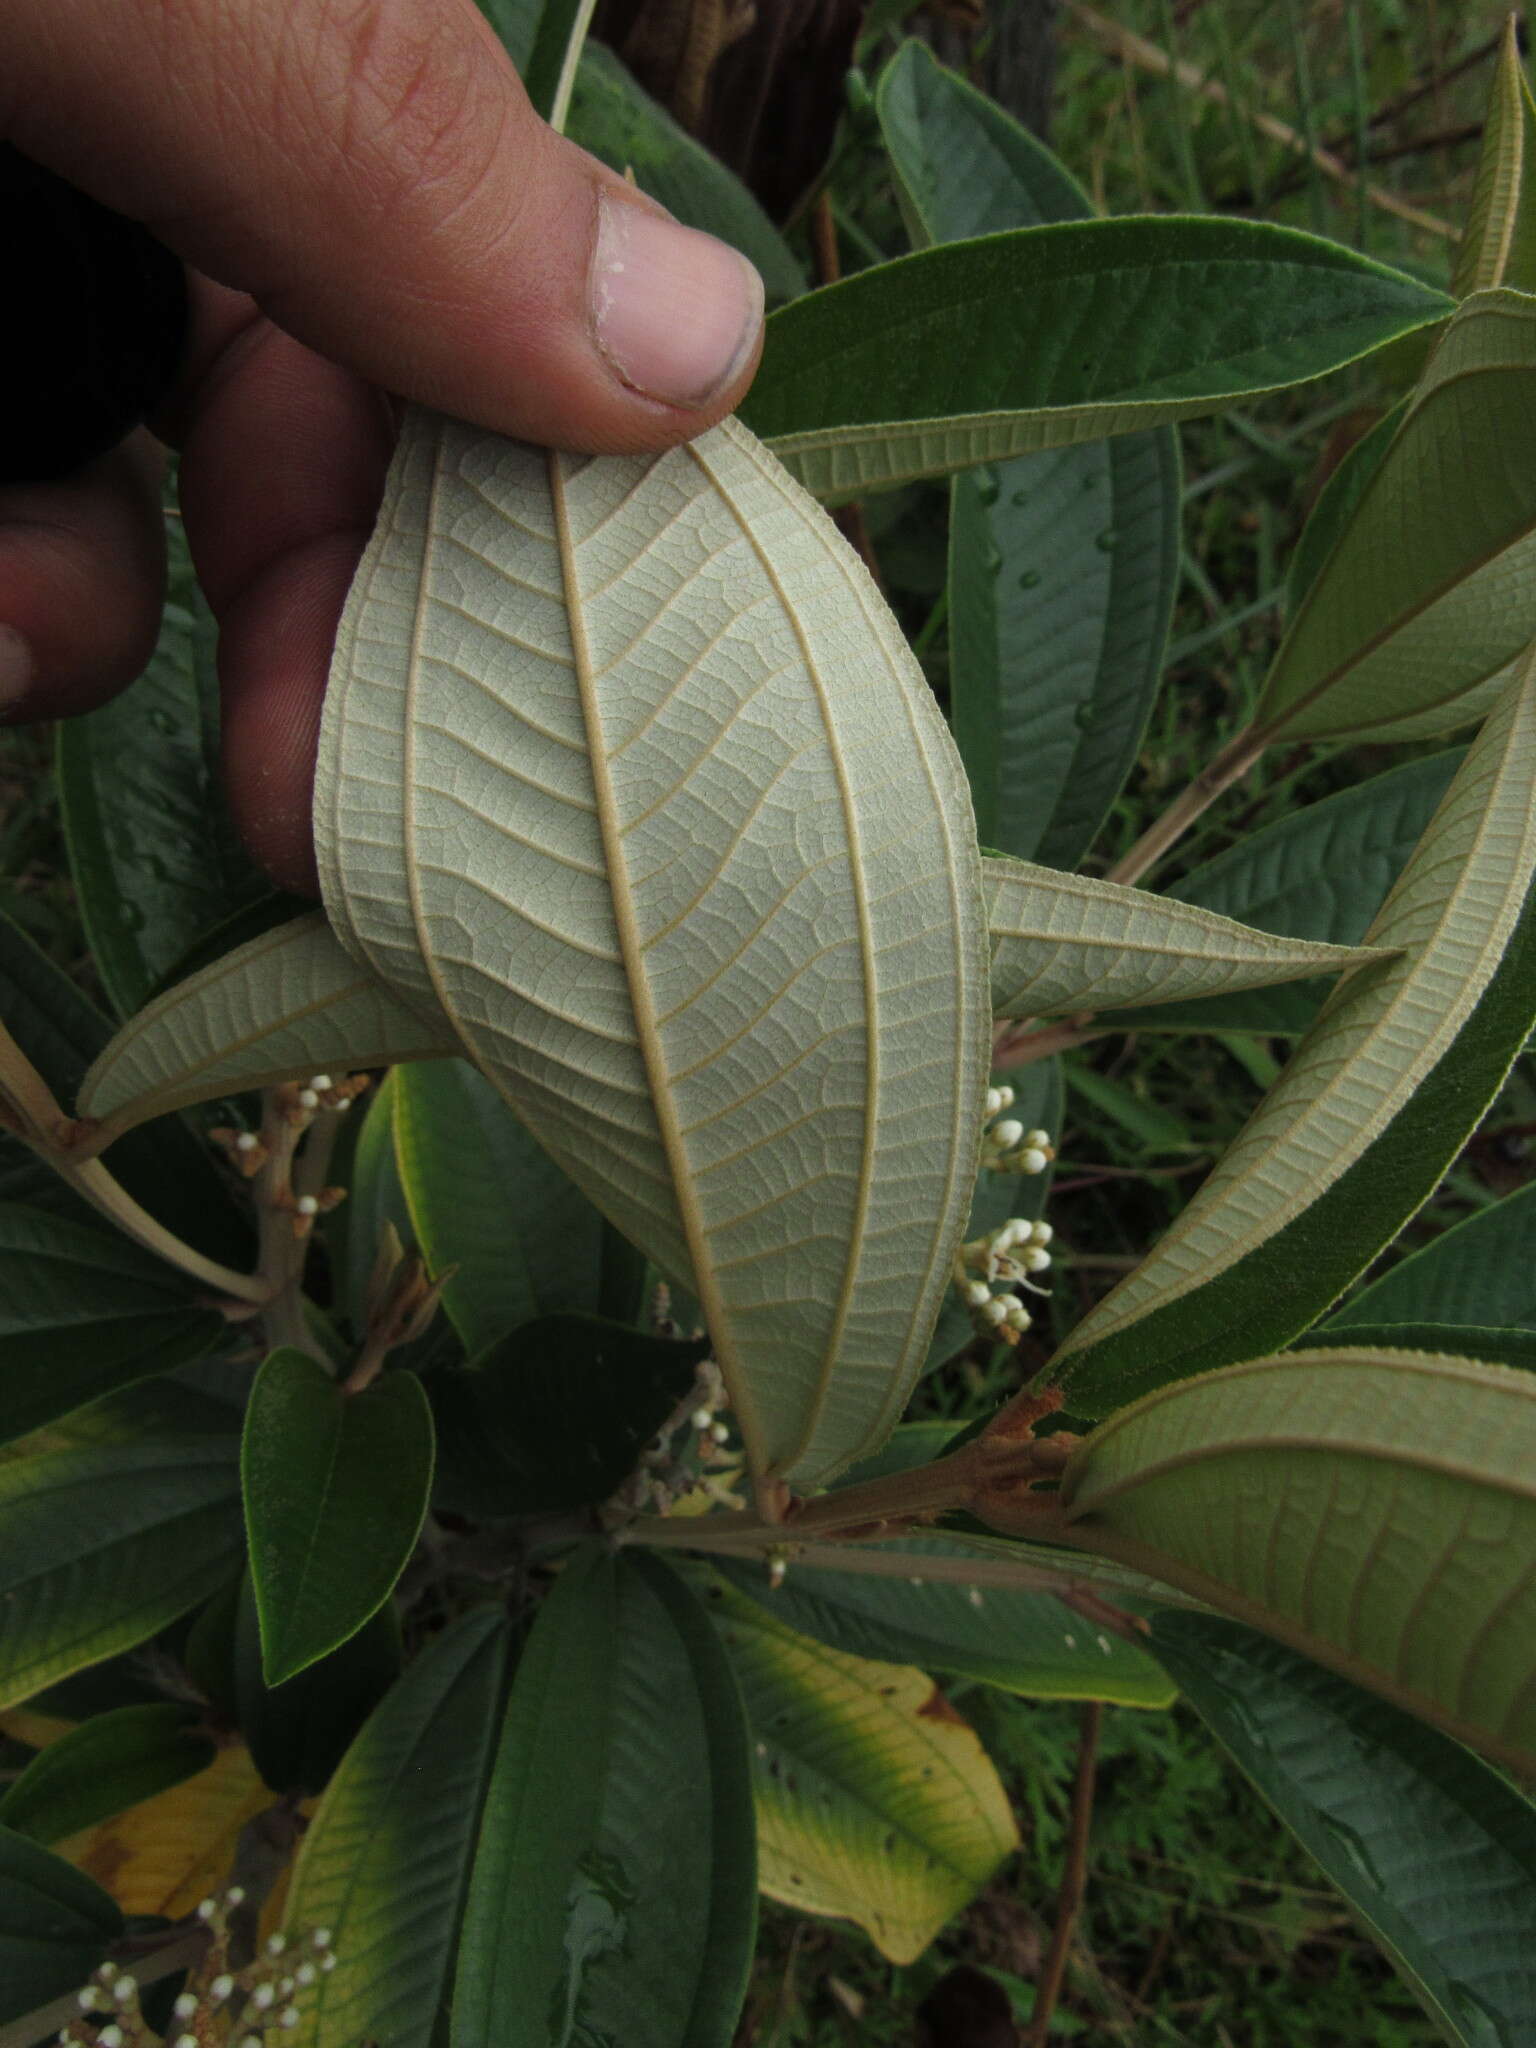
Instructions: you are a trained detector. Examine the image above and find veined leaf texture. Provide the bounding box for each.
[313,410,990,1489]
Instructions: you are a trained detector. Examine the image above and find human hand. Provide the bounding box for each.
[0,0,766,891]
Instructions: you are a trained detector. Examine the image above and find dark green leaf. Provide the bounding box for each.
[568,47,804,302]
[878,38,1089,240]
[242,1349,434,1684]
[141,889,314,1003]
[283,1607,510,2048]
[710,1544,1172,1706]
[1302,1320,1536,1373]
[0,1824,122,2022]
[0,1203,223,1445]
[0,1703,214,1845]
[1103,750,1465,1036]
[1329,1182,1536,1331]
[55,516,265,1018]
[0,906,250,1266]
[453,1548,755,2048]
[1286,400,1405,614]
[393,1060,608,1355]
[335,1069,416,1341]
[1061,869,1536,1413]
[878,42,1179,870]
[1152,1612,1536,2045]
[0,1437,242,1711]
[236,1577,402,1796]
[428,1313,707,1517]
[740,220,1451,496]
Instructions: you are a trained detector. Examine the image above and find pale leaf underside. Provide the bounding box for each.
[984,857,1388,1017]
[76,913,454,1130]
[314,410,989,1487]
[1063,1349,1536,1771]
[1055,649,1536,1356]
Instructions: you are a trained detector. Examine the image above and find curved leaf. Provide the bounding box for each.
[76,912,453,1133]
[0,1203,223,1446]
[236,1582,402,1796]
[242,1349,434,1685]
[879,41,1180,871]
[1057,651,1536,1410]
[1256,291,1536,743]
[1452,16,1536,300]
[710,1542,1173,1706]
[392,1058,607,1353]
[1061,1348,1536,1774]
[1153,1612,1536,2048]
[1305,1320,1536,1375]
[707,1576,1017,1964]
[315,409,989,1489]
[739,219,1450,499]
[453,1548,756,2048]
[0,1702,213,1846]
[0,1438,243,1710]
[0,1825,121,2023]
[283,1608,510,2048]
[1331,1181,1536,1332]
[985,856,1384,1019]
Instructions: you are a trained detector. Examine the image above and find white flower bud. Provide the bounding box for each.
[175,2034,200,2048]
[234,1131,259,1153]
[964,1280,991,1307]
[174,1994,199,2019]
[1031,1221,1054,1246]
[295,1963,317,1988]
[225,1886,246,1907]
[113,1978,136,2004]
[266,1934,288,1957]
[252,1985,276,2012]
[211,1974,235,2002]
[310,1075,333,1092]
[298,1088,320,1110]
[1022,1246,1051,1273]
[1004,1301,1032,1332]
[1020,1147,1049,1175]
[984,1087,1003,1117]
[991,1119,1024,1150]
[98,2030,124,2048]
[710,1420,730,1444]
[295,1195,319,1217]
[982,1296,1010,1327]
[690,1406,712,1431]
[995,1086,1015,1109]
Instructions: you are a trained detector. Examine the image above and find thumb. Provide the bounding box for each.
[0,0,765,452]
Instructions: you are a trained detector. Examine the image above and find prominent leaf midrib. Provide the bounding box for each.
[1065,671,1536,1347]
[1491,55,1525,288]
[1268,361,1536,730]
[1066,1434,1536,1516]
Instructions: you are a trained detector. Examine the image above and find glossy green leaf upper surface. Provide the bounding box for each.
[880,40,1180,872]
[242,1348,434,1684]
[392,1059,607,1354]
[286,1608,510,2048]
[0,1203,222,1446]
[315,409,989,1489]
[0,1702,213,1846]
[0,1438,242,1710]
[1064,1348,1536,1773]
[453,1548,756,2048]
[1153,1614,1536,2044]
[1257,291,1536,743]
[0,1823,122,2022]
[740,219,1449,498]
[711,1542,1173,1706]
[1058,654,1536,1407]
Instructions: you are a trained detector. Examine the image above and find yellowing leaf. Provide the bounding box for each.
[314,409,990,1490]
[708,1580,1017,1962]
[57,1737,271,1919]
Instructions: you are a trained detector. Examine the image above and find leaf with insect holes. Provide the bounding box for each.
[1060,1347,1536,1778]
[75,912,454,1137]
[241,1348,434,1685]
[314,407,989,1493]
[1055,647,1536,1410]
[983,856,1388,1018]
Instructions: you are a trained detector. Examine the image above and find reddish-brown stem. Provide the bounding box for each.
[993,1015,1111,1070]
[1103,723,1270,889]
[1028,1700,1104,2046]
